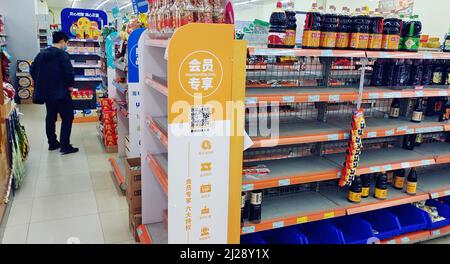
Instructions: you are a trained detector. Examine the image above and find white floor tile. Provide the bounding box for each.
[99,210,133,243]
[95,189,128,213]
[31,192,98,223]
[2,225,28,244]
[13,176,37,201]
[27,214,104,244]
[6,199,33,227]
[35,174,93,197]
[90,171,116,191]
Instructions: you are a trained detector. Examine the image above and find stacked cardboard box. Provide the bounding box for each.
[126,157,142,242]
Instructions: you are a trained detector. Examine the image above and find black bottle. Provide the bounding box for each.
[393,59,408,86]
[422,60,434,85]
[432,61,445,85]
[382,59,396,86]
[241,192,249,224]
[393,169,406,190]
[403,134,416,150]
[374,172,388,200]
[371,59,384,86]
[361,174,371,198]
[409,59,424,85]
[439,100,450,122]
[249,190,262,223]
[411,98,424,123]
[348,176,362,203]
[425,97,446,116]
[415,133,423,147]
[389,98,400,118]
[406,168,418,195]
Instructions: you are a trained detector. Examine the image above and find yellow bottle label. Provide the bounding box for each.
[348,191,362,202]
[284,29,296,46]
[302,30,321,48]
[336,32,350,48]
[412,111,423,122]
[374,188,387,199]
[394,177,405,189]
[361,187,370,197]
[320,32,337,48]
[350,33,369,49]
[368,33,383,50]
[406,181,417,194]
[382,34,400,50]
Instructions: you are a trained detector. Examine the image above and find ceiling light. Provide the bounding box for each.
[71,0,76,8]
[96,0,112,10]
[119,2,132,10]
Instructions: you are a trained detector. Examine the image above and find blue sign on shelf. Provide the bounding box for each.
[128,28,145,83]
[61,8,108,39]
[132,0,149,13]
[106,32,119,69]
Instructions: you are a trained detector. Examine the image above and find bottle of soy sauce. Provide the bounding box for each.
[336,6,351,49]
[284,0,297,48]
[382,59,396,86]
[393,169,406,190]
[432,60,445,85]
[439,100,450,122]
[268,2,287,48]
[403,134,416,150]
[371,59,384,86]
[422,60,434,85]
[320,5,338,49]
[361,174,371,198]
[249,190,262,223]
[241,192,249,224]
[348,176,362,203]
[389,98,400,118]
[415,133,423,147]
[411,98,424,123]
[409,59,424,85]
[302,3,322,49]
[406,168,418,195]
[374,172,388,200]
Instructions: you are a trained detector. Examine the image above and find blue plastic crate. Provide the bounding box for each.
[421,199,450,230]
[388,204,428,234]
[332,215,374,244]
[359,209,402,240]
[440,196,450,206]
[297,221,345,244]
[264,226,309,244]
[240,233,268,244]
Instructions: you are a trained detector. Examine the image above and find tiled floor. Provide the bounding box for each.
[1,104,134,244]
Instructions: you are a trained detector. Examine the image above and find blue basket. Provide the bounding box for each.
[388,204,428,234]
[359,209,402,240]
[422,199,450,230]
[332,215,374,244]
[240,233,268,244]
[264,226,309,244]
[297,221,345,244]
[440,196,450,206]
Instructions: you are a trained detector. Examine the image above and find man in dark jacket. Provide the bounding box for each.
[30,31,79,154]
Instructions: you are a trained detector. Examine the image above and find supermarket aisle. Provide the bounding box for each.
[0,105,134,244]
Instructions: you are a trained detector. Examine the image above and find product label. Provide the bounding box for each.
[361,187,370,197]
[389,107,400,118]
[374,188,387,199]
[320,31,337,48]
[445,39,450,49]
[302,30,321,48]
[406,181,417,194]
[394,177,405,189]
[284,29,296,46]
[382,34,400,50]
[416,134,423,144]
[336,32,350,48]
[268,32,286,46]
[412,111,423,122]
[241,194,246,208]
[447,73,450,85]
[250,192,262,205]
[368,34,383,50]
[433,72,443,84]
[350,33,369,49]
[404,37,419,50]
[348,191,362,202]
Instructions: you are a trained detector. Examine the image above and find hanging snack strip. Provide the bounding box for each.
[339,109,366,187]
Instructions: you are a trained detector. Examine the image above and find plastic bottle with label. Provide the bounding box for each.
[432,60,445,85]
[406,168,418,195]
[389,98,400,118]
[348,176,362,203]
[349,8,370,50]
[422,59,434,85]
[268,2,287,48]
[374,172,388,200]
[382,59,396,86]
[411,98,424,123]
[302,3,322,49]
[371,59,384,86]
[284,0,297,48]
[320,5,338,49]
[381,10,401,51]
[402,15,422,52]
[336,6,351,49]
[393,169,406,190]
[249,190,262,223]
[361,174,371,198]
[368,8,384,50]
[443,28,450,52]
[409,59,424,85]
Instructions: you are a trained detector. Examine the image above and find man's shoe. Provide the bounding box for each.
[48,142,60,151]
[60,145,79,155]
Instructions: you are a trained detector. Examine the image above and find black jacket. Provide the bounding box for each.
[30,47,74,104]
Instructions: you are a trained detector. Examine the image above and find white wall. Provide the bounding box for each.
[413,0,449,38]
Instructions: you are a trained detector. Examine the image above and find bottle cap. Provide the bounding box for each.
[276,2,282,8]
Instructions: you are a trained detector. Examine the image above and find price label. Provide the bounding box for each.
[256,48,295,56]
[415,91,424,97]
[321,49,334,57]
[406,129,415,134]
[432,230,441,236]
[386,240,397,244]
[383,92,402,98]
[422,159,432,166]
[367,131,377,138]
[327,134,339,141]
[430,192,440,199]
[368,93,379,99]
[414,85,424,90]
[385,129,395,136]
[282,96,295,103]
[401,162,411,168]
[400,237,411,244]
[423,51,433,59]
[438,91,448,96]
[445,190,450,196]
[370,166,380,173]
[344,133,350,139]
[297,216,308,224]
[246,97,258,105]
[242,226,255,234]
[397,126,408,132]
[329,94,340,102]
[242,184,254,191]
[383,165,393,171]
[308,95,320,102]
[324,212,335,219]
[278,179,291,186]
[272,221,285,229]
[380,52,391,58]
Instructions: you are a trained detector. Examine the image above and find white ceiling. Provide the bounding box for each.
[45,0,132,12]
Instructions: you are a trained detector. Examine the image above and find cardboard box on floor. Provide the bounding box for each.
[125,157,142,214]
[129,213,142,242]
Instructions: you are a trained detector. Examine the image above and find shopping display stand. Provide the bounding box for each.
[138,23,247,244]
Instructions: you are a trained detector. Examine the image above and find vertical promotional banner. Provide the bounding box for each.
[106,32,118,69]
[61,8,108,40]
[132,0,149,14]
[168,24,236,244]
[127,28,145,157]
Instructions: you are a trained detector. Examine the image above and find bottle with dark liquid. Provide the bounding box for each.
[389,98,400,118]
[403,134,416,150]
[415,133,423,147]
[374,172,388,200]
[302,3,322,49]
[267,2,287,48]
[348,176,362,203]
[249,190,262,223]
[361,174,371,198]
[422,60,434,85]
[432,60,445,85]
[392,59,408,86]
[393,169,406,190]
[386,171,394,184]
[284,0,297,48]
[406,168,418,195]
[368,8,384,50]
[349,7,370,50]
[320,5,338,49]
[409,59,424,85]
[439,100,450,122]
[382,59,396,86]
[336,6,351,49]
[241,192,246,225]
[381,10,401,51]
[371,59,384,86]
[411,98,424,123]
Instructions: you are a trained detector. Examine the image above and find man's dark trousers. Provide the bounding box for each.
[45,95,74,149]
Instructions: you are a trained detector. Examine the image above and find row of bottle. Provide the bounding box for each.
[147,0,226,34]
[241,190,262,224]
[348,169,418,203]
[372,59,450,87]
[267,1,297,49]
[302,4,421,51]
[389,97,450,123]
